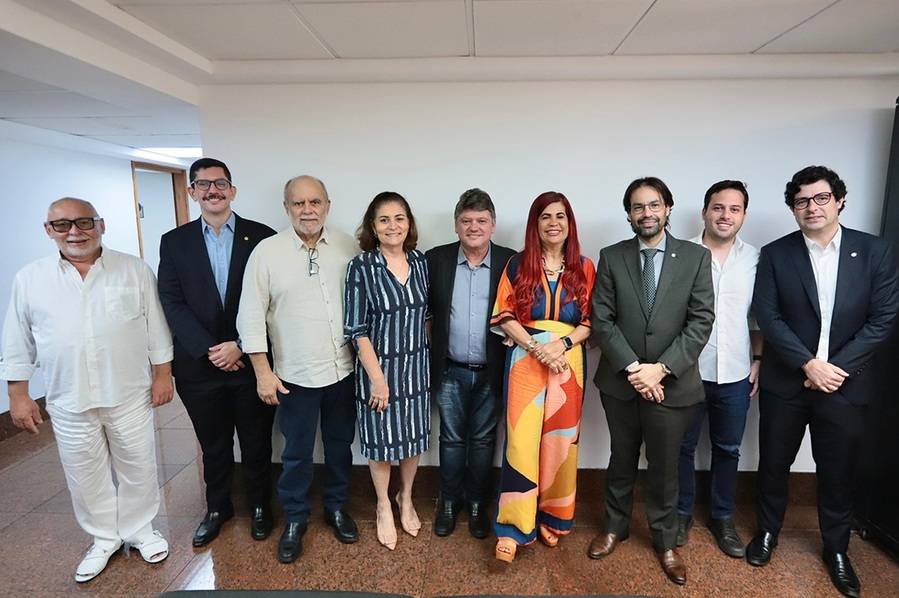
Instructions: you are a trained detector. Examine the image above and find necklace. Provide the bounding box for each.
[542,256,565,276]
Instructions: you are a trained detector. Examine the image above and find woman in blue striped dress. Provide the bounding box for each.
[344,191,430,551]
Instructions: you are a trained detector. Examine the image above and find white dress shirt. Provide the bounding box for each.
[0,247,173,413]
[804,227,842,362]
[690,234,759,384]
[238,226,358,388]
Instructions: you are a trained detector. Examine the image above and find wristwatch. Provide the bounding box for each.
[561,336,574,351]
[660,362,672,376]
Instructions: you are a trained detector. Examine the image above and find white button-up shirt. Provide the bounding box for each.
[0,248,173,413]
[804,227,842,362]
[690,234,759,384]
[238,226,358,388]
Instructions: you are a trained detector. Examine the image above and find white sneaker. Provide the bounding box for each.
[75,540,122,583]
[131,530,169,564]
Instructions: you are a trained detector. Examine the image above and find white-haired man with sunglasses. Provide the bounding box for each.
[0,197,174,583]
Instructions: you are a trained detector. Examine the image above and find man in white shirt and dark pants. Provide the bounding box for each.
[677,180,762,557]
[238,176,359,564]
[0,198,174,583]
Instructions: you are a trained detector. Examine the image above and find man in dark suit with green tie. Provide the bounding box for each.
[588,177,715,586]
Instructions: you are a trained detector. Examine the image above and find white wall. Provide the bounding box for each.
[198,77,899,473]
[0,136,143,413]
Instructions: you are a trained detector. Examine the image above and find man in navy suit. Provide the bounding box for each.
[158,158,277,547]
[748,165,899,598]
[426,189,514,539]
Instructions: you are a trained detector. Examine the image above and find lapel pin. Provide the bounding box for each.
[850,252,857,257]
[244,236,249,241]
[671,253,676,257]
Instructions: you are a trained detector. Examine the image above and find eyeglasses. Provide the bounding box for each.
[308,247,319,276]
[46,217,102,233]
[792,192,833,210]
[630,200,665,215]
[191,178,232,191]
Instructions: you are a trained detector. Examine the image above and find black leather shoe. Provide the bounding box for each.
[324,510,359,544]
[708,517,745,558]
[277,522,307,564]
[468,502,490,539]
[746,531,778,566]
[676,514,693,547]
[823,550,861,598]
[192,509,234,547]
[433,499,459,537]
[251,507,274,541]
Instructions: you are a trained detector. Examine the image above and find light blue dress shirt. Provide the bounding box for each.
[202,213,235,305]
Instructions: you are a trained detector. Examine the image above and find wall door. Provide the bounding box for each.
[131,162,188,273]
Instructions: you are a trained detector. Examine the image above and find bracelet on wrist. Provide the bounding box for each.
[753,354,763,361]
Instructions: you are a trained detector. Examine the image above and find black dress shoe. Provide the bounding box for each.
[746,531,778,566]
[676,514,693,547]
[192,509,234,547]
[708,517,745,558]
[251,507,274,541]
[468,502,490,539]
[277,522,307,564]
[433,500,459,537]
[325,510,359,544]
[823,550,861,598]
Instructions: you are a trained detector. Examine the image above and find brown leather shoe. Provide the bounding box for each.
[658,549,686,585]
[587,532,629,559]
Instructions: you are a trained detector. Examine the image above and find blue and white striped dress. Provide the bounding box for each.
[344,249,430,461]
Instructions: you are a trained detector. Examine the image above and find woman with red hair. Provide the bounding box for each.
[490,192,596,562]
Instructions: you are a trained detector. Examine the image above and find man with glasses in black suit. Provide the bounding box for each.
[158,158,277,549]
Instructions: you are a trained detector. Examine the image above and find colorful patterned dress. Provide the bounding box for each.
[344,249,430,462]
[490,253,596,545]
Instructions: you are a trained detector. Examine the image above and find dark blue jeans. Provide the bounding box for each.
[277,375,356,524]
[435,363,500,503]
[678,377,751,520]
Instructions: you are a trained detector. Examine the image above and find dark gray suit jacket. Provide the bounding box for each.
[592,233,715,407]
[752,226,899,405]
[426,241,515,397]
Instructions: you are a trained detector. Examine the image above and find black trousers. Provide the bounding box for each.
[756,387,866,554]
[177,377,277,512]
[601,392,697,551]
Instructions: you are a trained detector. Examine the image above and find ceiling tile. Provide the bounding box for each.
[474,0,652,57]
[759,0,899,53]
[0,91,133,118]
[119,3,333,59]
[616,0,834,55]
[0,71,62,92]
[294,1,469,58]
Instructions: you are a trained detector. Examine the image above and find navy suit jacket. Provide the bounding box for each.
[426,241,515,397]
[752,226,899,405]
[157,213,276,383]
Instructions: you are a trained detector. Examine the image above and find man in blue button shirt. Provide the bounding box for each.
[426,189,515,538]
[158,158,277,547]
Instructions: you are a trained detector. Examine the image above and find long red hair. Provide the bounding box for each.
[512,192,590,319]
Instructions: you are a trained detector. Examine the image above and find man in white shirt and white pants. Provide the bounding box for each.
[677,180,762,558]
[0,198,174,583]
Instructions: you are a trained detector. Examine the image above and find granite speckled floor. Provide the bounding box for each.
[1,398,897,597]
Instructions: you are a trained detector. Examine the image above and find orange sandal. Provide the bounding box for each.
[538,524,559,547]
[495,538,517,563]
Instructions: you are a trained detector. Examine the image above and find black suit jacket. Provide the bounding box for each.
[753,226,899,405]
[426,241,516,397]
[158,213,276,383]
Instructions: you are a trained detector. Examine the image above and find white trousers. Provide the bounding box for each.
[48,398,160,550]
